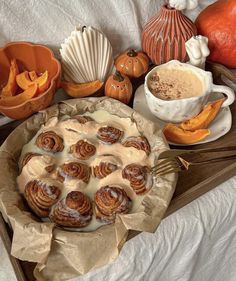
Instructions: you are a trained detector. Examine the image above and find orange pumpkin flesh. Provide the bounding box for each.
[195,0,236,68]
[163,123,210,144]
[115,49,149,78]
[0,83,38,107]
[29,71,38,81]
[16,70,49,93]
[61,80,103,98]
[1,59,19,97]
[180,98,225,131]
[105,71,133,104]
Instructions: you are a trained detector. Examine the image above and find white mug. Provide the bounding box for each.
[144,60,235,123]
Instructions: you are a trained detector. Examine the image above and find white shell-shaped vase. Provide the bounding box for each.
[186,35,210,69]
[60,26,113,83]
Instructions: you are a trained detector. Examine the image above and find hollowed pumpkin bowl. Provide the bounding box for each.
[0,42,61,119]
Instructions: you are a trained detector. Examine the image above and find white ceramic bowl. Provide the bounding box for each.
[144,60,235,123]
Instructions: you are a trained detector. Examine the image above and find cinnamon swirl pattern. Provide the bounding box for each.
[35,131,64,153]
[58,162,91,183]
[73,115,94,124]
[24,180,61,217]
[70,140,96,160]
[122,164,152,195]
[21,152,41,168]
[95,186,131,223]
[50,191,93,227]
[97,126,124,144]
[122,136,151,155]
[92,162,118,179]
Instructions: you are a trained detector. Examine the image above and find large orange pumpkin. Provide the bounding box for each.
[195,0,236,68]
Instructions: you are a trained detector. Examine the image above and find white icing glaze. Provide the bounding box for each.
[17,155,56,193]
[63,215,108,232]
[17,109,155,232]
[90,155,122,167]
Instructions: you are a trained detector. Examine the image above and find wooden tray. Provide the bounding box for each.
[0,62,236,281]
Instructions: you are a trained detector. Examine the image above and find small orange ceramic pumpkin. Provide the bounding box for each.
[115,49,149,78]
[105,71,133,104]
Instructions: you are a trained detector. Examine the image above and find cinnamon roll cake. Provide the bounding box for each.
[17,109,157,231]
[24,179,61,217]
[57,162,91,183]
[95,186,131,223]
[50,191,93,227]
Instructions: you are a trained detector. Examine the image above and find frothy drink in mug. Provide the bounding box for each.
[144,60,235,123]
[148,68,203,100]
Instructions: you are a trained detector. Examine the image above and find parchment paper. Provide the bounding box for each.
[0,97,177,281]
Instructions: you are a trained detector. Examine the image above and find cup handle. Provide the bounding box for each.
[211,84,235,107]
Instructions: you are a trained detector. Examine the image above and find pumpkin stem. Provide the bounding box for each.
[127,49,137,57]
[113,71,124,82]
[82,26,86,32]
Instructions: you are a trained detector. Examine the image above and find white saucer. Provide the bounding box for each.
[133,85,232,146]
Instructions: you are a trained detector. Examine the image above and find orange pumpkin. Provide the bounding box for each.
[163,123,210,144]
[29,71,38,81]
[1,59,19,97]
[105,71,133,104]
[61,80,103,98]
[180,98,225,131]
[16,70,49,93]
[0,83,38,107]
[195,0,236,68]
[115,49,149,78]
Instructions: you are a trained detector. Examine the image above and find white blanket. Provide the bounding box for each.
[75,176,236,281]
[1,1,236,281]
[0,0,215,55]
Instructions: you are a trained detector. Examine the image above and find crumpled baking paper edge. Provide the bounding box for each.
[0,97,177,281]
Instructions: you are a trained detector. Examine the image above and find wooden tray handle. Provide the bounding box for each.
[206,61,236,86]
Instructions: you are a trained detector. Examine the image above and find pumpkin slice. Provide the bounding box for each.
[1,59,19,97]
[29,71,38,81]
[61,80,103,98]
[180,98,225,131]
[0,83,38,107]
[16,70,49,93]
[163,123,210,144]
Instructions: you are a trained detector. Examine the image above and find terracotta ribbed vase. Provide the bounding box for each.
[141,5,197,65]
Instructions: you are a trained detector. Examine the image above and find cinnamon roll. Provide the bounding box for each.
[21,152,41,168]
[24,180,61,217]
[122,136,151,155]
[122,164,152,195]
[73,115,94,124]
[95,186,131,223]
[97,126,124,144]
[70,140,96,160]
[58,162,91,183]
[35,131,64,152]
[92,162,118,179]
[50,191,92,227]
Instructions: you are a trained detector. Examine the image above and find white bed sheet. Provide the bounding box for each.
[1,1,236,281]
[74,176,236,281]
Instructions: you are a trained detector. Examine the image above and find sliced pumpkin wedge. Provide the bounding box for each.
[61,80,103,98]
[29,70,38,81]
[180,98,225,131]
[0,83,38,107]
[163,123,210,144]
[16,70,49,93]
[1,59,19,97]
